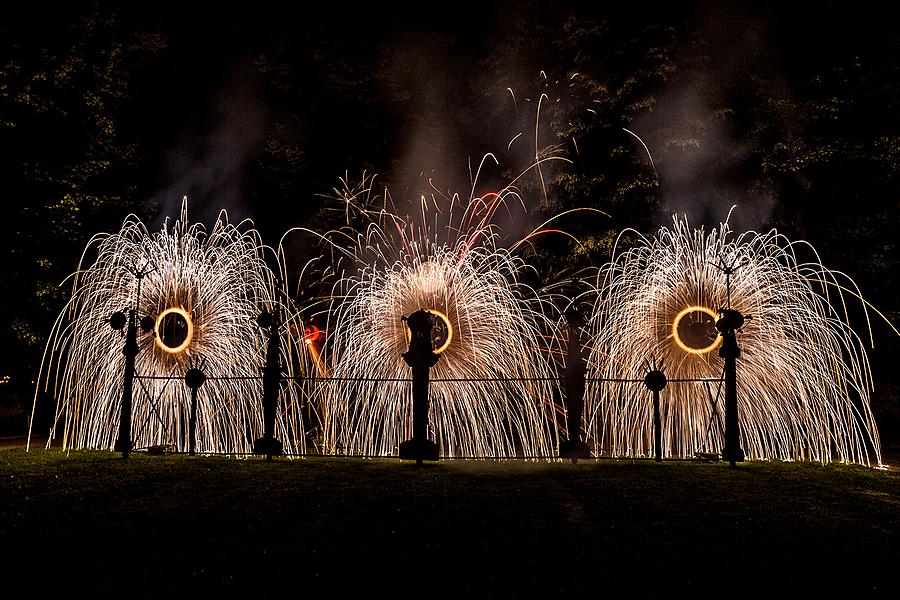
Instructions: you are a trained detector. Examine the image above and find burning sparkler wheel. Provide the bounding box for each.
[672,306,721,355]
[584,216,882,464]
[34,205,309,455]
[403,308,454,354]
[321,220,560,458]
[155,307,193,354]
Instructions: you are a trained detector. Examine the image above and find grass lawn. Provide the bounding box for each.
[2,450,899,597]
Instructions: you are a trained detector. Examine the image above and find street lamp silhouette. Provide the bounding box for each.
[399,309,440,464]
[559,306,590,460]
[644,369,667,462]
[716,308,746,466]
[711,258,751,467]
[109,263,155,459]
[254,309,284,461]
[185,365,207,456]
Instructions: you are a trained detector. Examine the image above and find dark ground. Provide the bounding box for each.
[1,449,899,597]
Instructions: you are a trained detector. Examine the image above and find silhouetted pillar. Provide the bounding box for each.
[254,311,283,461]
[399,309,440,464]
[717,309,745,466]
[560,307,590,460]
[185,368,207,456]
[644,370,667,462]
[115,308,138,459]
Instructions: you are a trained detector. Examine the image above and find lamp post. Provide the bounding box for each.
[644,369,667,462]
[113,307,138,458]
[560,306,590,461]
[254,310,284,461]
[185,367,207,456]
[716,309,745,466]
[709,257,750,467]
[111,265,154,459]
[399,309,440,464]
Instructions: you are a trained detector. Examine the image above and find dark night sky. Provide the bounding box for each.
[135,2,895,227]
[2,0,896,262]
[7,1,891,226]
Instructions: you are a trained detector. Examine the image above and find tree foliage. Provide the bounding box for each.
[0,8,165,386]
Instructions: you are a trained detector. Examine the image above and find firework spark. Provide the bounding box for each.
[310,177,562,458]
[31,204,309,454]
[585,216,881,465]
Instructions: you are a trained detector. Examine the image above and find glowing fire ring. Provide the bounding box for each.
[304,325,321,346]
[672,305,721,355]
[404,309,454,354]
[429,309,454,354]
[155,307,194,354]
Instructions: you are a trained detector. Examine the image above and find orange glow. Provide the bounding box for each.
[306,339,327,376]
[672,305,722,355]
[404,309,454,354]
[304,324,321,345]
[154,307,193,354]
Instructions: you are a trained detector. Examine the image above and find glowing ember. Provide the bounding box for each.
[672,306,721,355]
[303,324,320,346]
[403,308,453,354]
[154,307,193,354]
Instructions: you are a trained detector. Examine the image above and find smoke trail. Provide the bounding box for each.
[152,58,270,227]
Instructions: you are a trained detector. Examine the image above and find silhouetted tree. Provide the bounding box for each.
[0,8,165,390]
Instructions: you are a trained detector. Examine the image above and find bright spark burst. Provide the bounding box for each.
[31,205,309,454]
[585,216,881,465]
[313,177,561,458]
